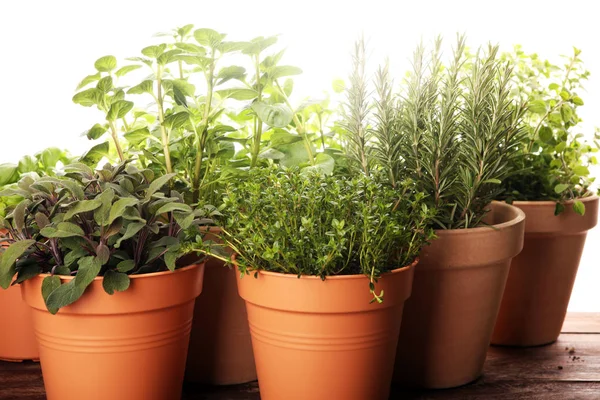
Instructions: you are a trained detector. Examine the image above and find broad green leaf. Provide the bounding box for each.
[45,256,101,313]
[173,42,206,54]
[216,88,258,101]
[573,200,585,216]
[194,28,225,48]
[241,36,278,55]
[102,270,130,295]
[548,83,559,90]
[35,212,50,229]
[115,222,145,248]
[259,148,285,160]
[40,222,85,238]
[94,55,117,72]
[115,65,142,77]
[96,76,113,93]
[164,251,179,271]
[301,153,335,175]
[332,78,345,93]
[41,275,61,310]
[174,212,195,230]
[155,202,192,215]
[117,259,135,273]
[539,126,553,143]
[80,142,110,164]
[96,243,110,265]
[12,199,30,232]
[554,183,569,194]
[104,218,123,239]
[86,123,107,140]
[64,199,102,220]
[144,174,175,202]
[573,165,590,176]
[127,80,154,95]
[107,100,134,121]
[277,140,314,168]
[157,49,183,65]
[0,164,18,186]
[141,44,166,59]
[0,239,36,288]
[269,65,302,79]
[561,104,573,123]
[94,188,115,226]
[527,100,546,114]
[555,141,567,152]
[216,66,246,85]
[76,73,101,90]
[163,112,189,130]
[572,96,584,106]
[17,156,36,174]
[64,247,88,268]
[559,90,570,100]
[72,88,103,107]
[15,263,42,284]
[124,128,157,146]
[53,266,72,275]
[251,101,293,128]
[107,198,139,225]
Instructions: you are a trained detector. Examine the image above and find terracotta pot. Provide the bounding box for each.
[185,244,256,384]
[492,196,599,347]
[238,260,416,400]
[0,229,39,361]
[21,263,205,400]
[394,202,525,389]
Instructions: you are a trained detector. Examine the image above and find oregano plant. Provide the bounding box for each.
[0,162,216,313]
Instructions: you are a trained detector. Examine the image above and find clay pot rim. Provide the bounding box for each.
[434,201,525,236]
[36,262,203,282]
[510,194,598,207]
[233,254,418,281]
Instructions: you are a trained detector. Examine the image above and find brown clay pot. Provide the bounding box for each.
[237,260,416,400]
[185,257,256,384]
[492,195,599,347]
[0,229,39,361]
[21,263,205,400]
[394,202,525,389]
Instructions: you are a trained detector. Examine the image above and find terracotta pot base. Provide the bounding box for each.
[395,202,525,389]
[0,283,39,362]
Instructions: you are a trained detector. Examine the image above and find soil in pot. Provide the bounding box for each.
[237,260,416,400]
[21,263,205,400]
[394,202,525,389]
[492,196,599,347]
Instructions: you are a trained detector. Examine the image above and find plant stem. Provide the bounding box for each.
[251,54,263,169]
[108,121,125,162]
[155,65,173,174]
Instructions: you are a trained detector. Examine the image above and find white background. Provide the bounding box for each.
[0,0,597,310]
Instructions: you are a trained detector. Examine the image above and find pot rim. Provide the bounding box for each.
[433,201,525,236]
[36,262,203,282]
[510,194,599,207]
[232,255,418,281]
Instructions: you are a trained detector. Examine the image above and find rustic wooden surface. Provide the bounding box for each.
[1,313,598,400]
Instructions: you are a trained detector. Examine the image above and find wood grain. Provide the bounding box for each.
[1,313,599,399]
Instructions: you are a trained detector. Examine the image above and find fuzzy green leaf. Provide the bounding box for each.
[107,198,139,225]
[102,270,130,295]
[573,200,585,216]
[0,239,36,288]
[251,102,293,128]
[107,100,134,121]
[94,55,117,72]
[116,259,135,273]
[64,199,102,220]
[144,174,175,202]
[115,65,142,77]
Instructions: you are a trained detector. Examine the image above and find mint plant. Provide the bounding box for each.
[0,162,216,313]
[196,166,434,302]
[498,46,599,215]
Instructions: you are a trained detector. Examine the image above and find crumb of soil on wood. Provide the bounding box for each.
[558,365,563,370]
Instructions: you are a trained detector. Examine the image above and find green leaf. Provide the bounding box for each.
[107,100,134,121]
[163,112,189,130]
[560,90,570,100]
[194,28,225,48]
[94,188,115,226]
[157,49,183,65]
[107,198,139,225]
[0,239,35,289]
[40,222,85,238]
[115,222,145,248]
[12,199,30,233]
[41,275,61,312]
[35,212,50,229]
[554,183,569,194]
[64,247,87,268]
[216,66,246,85]
[96,76,113,93]
[241,36,278,55]
[64,199,102,220]
[15,263,42,284]
[174,212,195,230]
[216,88,258,101]
[0,164,18,186]
[76,73,101,90]
[80,142,110,164]
[94,55,117,72]
[86,123,107,140]
[123,128,157,146]
[555,141,567,152]
[141,44,166,59]
[127,80,154,95]
[539,126,553,143]
[45,256,102,313]
[72,88,103,107]
[102,270,131,295]
[117,259,135,273]
[554,202,565,216]
[332,78,345,93]
[53,266,72,276]
[144,174,175,202]
[561,104,573,123]
[164,251,179,271]
[573,200,585,216]
[301,153,335,175]
[572,96,584,106]
[251,101,293,128]
[269,65,302,79]
[115,65,142,77]
[155,202,192,215]
[173,42,206,54]
[548,83,559,90]
[96,243,110,265]
[573,165,590,176]
[528,100,546,114]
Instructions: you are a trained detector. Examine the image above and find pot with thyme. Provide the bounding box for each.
[0,148,75,362]
[492,47,599,347]
[341,37,526,388]
[196,166,432,400]
[0,162,210,400]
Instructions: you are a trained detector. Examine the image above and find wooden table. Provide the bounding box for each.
[1,313,598,399]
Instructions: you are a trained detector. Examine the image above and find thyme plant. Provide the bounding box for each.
[196,166,433,302]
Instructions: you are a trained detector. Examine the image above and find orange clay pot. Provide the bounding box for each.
[0,229,39,361]
[21,263,205,400]
[185,240,256,384]
[394,202,525,389]
[237,259,416,400]
[492,196,599,347]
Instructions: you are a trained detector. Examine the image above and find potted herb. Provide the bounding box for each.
[342,37,527,388]
[0,148,74,362]
[0,162,210,400]
[492,47,599,346]
[195,166,432,400]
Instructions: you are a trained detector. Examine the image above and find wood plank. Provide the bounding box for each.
[562,313,600,333]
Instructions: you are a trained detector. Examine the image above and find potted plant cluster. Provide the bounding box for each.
[492,46,599,346]
[338,36,528,388]
[0,161,210,400]
[0,148,75,362]
[194,165,433,400]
